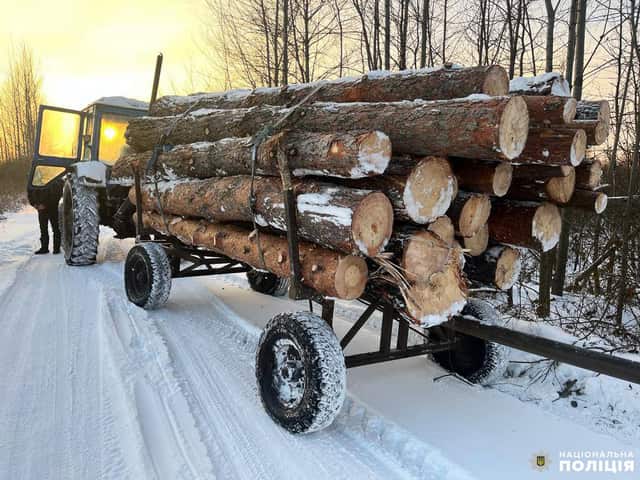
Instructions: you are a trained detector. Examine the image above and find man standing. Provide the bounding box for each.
[27,177,63,255]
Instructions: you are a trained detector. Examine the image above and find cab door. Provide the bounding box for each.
[28,105,84,190]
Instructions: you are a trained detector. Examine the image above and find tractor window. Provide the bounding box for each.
[31,165,65,187]
[38,109,81,158]
[98,114,129,165]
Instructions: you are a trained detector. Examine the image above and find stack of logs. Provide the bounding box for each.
[112,65,610,327]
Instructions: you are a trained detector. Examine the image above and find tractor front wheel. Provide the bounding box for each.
[124,242,172,310]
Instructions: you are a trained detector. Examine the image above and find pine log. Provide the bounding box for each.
[511,163,574,182]
[428,216,455,245]
[464,245,522,290]
[463,224,489,256]
[448,193,492,237]
[516,128,586,166]
[449,158,512,197]
[343,156,457,223]
[111,130,391,180]
[131,177,394,257]
[507,167,576,204]
[509,72,571,96]
[566,190,608,214]
[488,201,561,251]
[126,97,530,160]
[143,212,367,299]
[521,96,577,127]
[149,65,510,116]
[564,100,610,145]
[575,159,603,190]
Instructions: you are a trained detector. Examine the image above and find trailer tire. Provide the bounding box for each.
[256,311,346,434]
[428,299,505,384]
[124,243,172,310]
[247,269,289,297]
[61,173,99,266]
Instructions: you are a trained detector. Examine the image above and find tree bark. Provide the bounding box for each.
[516,128,586,166]
[488,201,561,251]
[566,189,608,213]
[128,97,530,160]
[522,96,577,127]
[507,167,576,204]
[112,130,391,180]
[149,65,510,116]
[131,176,394,257]
[511,163,573,182]
[449,158,512,197]
[464,245,522,290]
[143,212,367,299]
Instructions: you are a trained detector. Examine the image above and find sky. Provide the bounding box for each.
[0,0,206,109]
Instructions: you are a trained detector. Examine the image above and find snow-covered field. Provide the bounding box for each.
[0,208,638,479]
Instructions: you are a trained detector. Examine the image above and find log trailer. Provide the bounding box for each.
[29,55,640,434]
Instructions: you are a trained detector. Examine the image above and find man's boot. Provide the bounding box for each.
[35,240,49,255]
[52,234,61,254]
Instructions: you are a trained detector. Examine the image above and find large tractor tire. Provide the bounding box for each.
[124,242,172,310]
[247,269,289,297]
[60,173,99,266]
[428,299,506,384]
[256,311,346,433]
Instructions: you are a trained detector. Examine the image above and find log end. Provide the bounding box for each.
[428,215,455,246]
[463,224,489,256]
[493,162,513,197]
[459,194,492,237]
[593,101,611,145]
[406,266,467,327]
[353,131,392,177]
[351,192,394,256]
[594,192,608,214]
[532,202,562,252]
[401,231,452,283]
[499,96,529,159]
[494,246,522,290]
[483,65,510,96]
[334,255,368,300]
[570,130,587,166]
[546,167,576,204]
[563,97,578,124]
[404,157,457,223]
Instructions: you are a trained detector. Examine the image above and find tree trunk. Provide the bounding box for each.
[384,0,391,69]
[507,167,575,204]
[544,0,556,72]
[575,160,603,190]
[112,130,391,180]
[565,0,579,90]
[143,212,367,300]
[572,0,588,100]
[566,189,608,213]
[488,201,561,251]
[516,128,586,166]
[128,97,530,160]
[465,245,522,290]
[447,192,492,237]
[509,73,571,96]
[449,158,512,197]
[537,248,554,317]
[149,65,510,116]
[522,96,577,127]
[131,176,394,257]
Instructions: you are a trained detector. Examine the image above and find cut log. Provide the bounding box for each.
[565,100,610,145]
[566,190,608,214]
[143,212,368,299]
[511,163,573,182]
[111,130,391,180]
[131,177,394,257]
[488,201,562,251]
[507,167,576,204]
[521,96,577,127]
[575,159,603,190]
[428,216,455,245]
[448,193,492,237]
[149,65,510,116]
[345,156,457,223]
[126,96,530,160]
[463,224,489,256]
[509,72,571,96]
[464,245,522,290]
[516,128,586,166]
[449,159,512,197]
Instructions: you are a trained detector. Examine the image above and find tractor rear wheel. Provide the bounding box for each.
[61,173,99,266]
[247,269,289,297]
[256,311,346,433]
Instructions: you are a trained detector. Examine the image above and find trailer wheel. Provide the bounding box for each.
[247,269,289,297]
[124,243,172,310]
[429,299,505,383]
[256,311,346,434]
[61,173,99,266]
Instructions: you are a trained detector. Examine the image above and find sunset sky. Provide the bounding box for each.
[0,0,206,109]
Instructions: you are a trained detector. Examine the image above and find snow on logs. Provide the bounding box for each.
[111,130,391,180]
[126,96,530,161]
[149,65,510,116]
[143,212,368,300]
[509,72,571,97]
[130,177,394,257]
[488,201,562,252]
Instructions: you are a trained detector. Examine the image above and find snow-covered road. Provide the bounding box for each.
[0,208,638,479]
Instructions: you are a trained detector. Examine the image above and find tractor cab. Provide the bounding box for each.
[28,96,148,191]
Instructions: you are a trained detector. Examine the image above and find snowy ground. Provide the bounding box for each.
[0,208,638,479]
